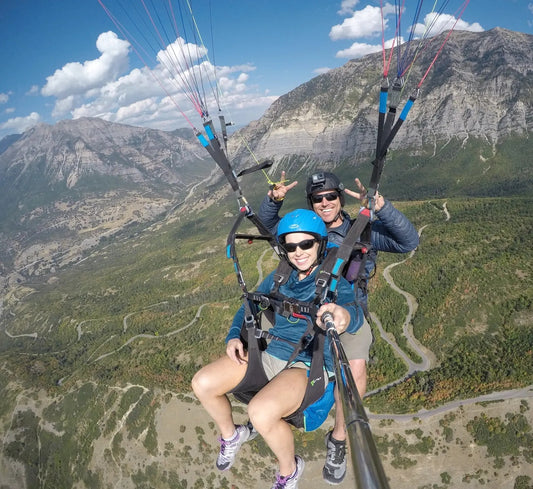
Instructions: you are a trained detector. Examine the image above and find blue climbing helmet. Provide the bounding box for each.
[277,209,328,263]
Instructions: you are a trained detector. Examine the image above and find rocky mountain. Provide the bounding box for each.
[1,28,531,287]
[0,133,21,154]
[0,117,211,196]
[0,118,215,284]
[229,28,532,171]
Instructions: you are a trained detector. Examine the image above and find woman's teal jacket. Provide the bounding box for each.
[226,267,363,373]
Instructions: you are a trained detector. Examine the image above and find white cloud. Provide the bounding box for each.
[68,61,196,125]
[52,96,77,118]
[336,34,400,59]
[5,107,15,114]
[413,13,484,37]
[0,112,41,134]
[85,42,265,128]
[100,67,164,107]
[314,67,332,75]
[330,4,394,41]
[42,31,130,100]
[33,28,275,133]
[115,97,161,123]
[27,85,40,96]
[336,42,382,59]
[331,2,483,60]
[338,0,360,15]
[157,37,208,70]
[0,93,9,104]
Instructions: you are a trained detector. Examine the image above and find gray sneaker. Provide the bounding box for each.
[322,430,347,484]
[216,424,251,471]
[246,420,259,440]
[271,455,305,489]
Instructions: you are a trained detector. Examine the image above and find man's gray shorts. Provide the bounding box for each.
[340,317,373,361]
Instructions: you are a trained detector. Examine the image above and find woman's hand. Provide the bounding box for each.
[226,338,248,365]
[316,303,351,333]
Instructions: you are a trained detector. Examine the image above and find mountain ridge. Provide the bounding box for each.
[0,117,211,192]
[229,27,532,168]
[0,28,531,287]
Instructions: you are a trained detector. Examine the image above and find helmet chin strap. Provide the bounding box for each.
[325,211,343,228]
[303,261,318,277]
[296,264,317,279]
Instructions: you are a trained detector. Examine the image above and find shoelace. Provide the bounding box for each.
[218,427,247,458]
[218,438,229,454]
[218,435,238,457]
[274,473,291,488]
[328,440,346,464]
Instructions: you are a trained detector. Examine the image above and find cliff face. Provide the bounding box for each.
[229,28,533,166]
[0,117,209,191]
[0,118,214,283]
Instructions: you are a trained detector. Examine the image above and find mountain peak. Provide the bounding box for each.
[230,28,532,168]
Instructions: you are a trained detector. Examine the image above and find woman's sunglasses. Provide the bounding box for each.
[283,238,317,253]
[310,192,339,204]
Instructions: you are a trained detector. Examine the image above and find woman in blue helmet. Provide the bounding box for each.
[192,209,363,489]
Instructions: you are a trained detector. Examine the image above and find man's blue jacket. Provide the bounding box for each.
[258,196,419,305]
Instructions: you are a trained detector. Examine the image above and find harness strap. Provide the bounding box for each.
[283,313,317,368]
[198,121,240,193]
[253,326,300,349]
[314,207,372,303]
[230,318,269,405]
[283,329,330,429]
[231,309,329,430]
[245,291,319,368]
[271,259,293,294]
[246,291,317,319]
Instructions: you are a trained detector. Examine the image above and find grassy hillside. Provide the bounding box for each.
[1,192,531,489]
[1,194,531,401]
[365,197,532,412]
[264,135,533,203]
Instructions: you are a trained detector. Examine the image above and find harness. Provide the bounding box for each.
[340,215,376,319]
[228,248,333,426]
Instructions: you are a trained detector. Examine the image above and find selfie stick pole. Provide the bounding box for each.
[323,312,391,489]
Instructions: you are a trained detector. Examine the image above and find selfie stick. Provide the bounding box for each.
[322,312,391,489]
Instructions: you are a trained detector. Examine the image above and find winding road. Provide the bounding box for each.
[366,223,436,396]
[365,201,532,416]
[3,200,531,417]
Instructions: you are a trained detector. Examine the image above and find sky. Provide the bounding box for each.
[0,0,532,141]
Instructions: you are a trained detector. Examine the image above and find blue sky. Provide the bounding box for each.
[0,0,531,140]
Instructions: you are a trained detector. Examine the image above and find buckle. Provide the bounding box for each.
[243,315,255,328]
[283,301,300,316]
[315,277,329,288]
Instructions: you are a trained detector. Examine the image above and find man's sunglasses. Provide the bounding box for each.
[310,192,339,204]
[283,238,317,253]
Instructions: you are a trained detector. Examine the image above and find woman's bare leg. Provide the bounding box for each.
[191,354,248,438]
[248,368,307,476]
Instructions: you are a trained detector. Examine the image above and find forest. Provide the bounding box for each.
[1,196,531,412]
